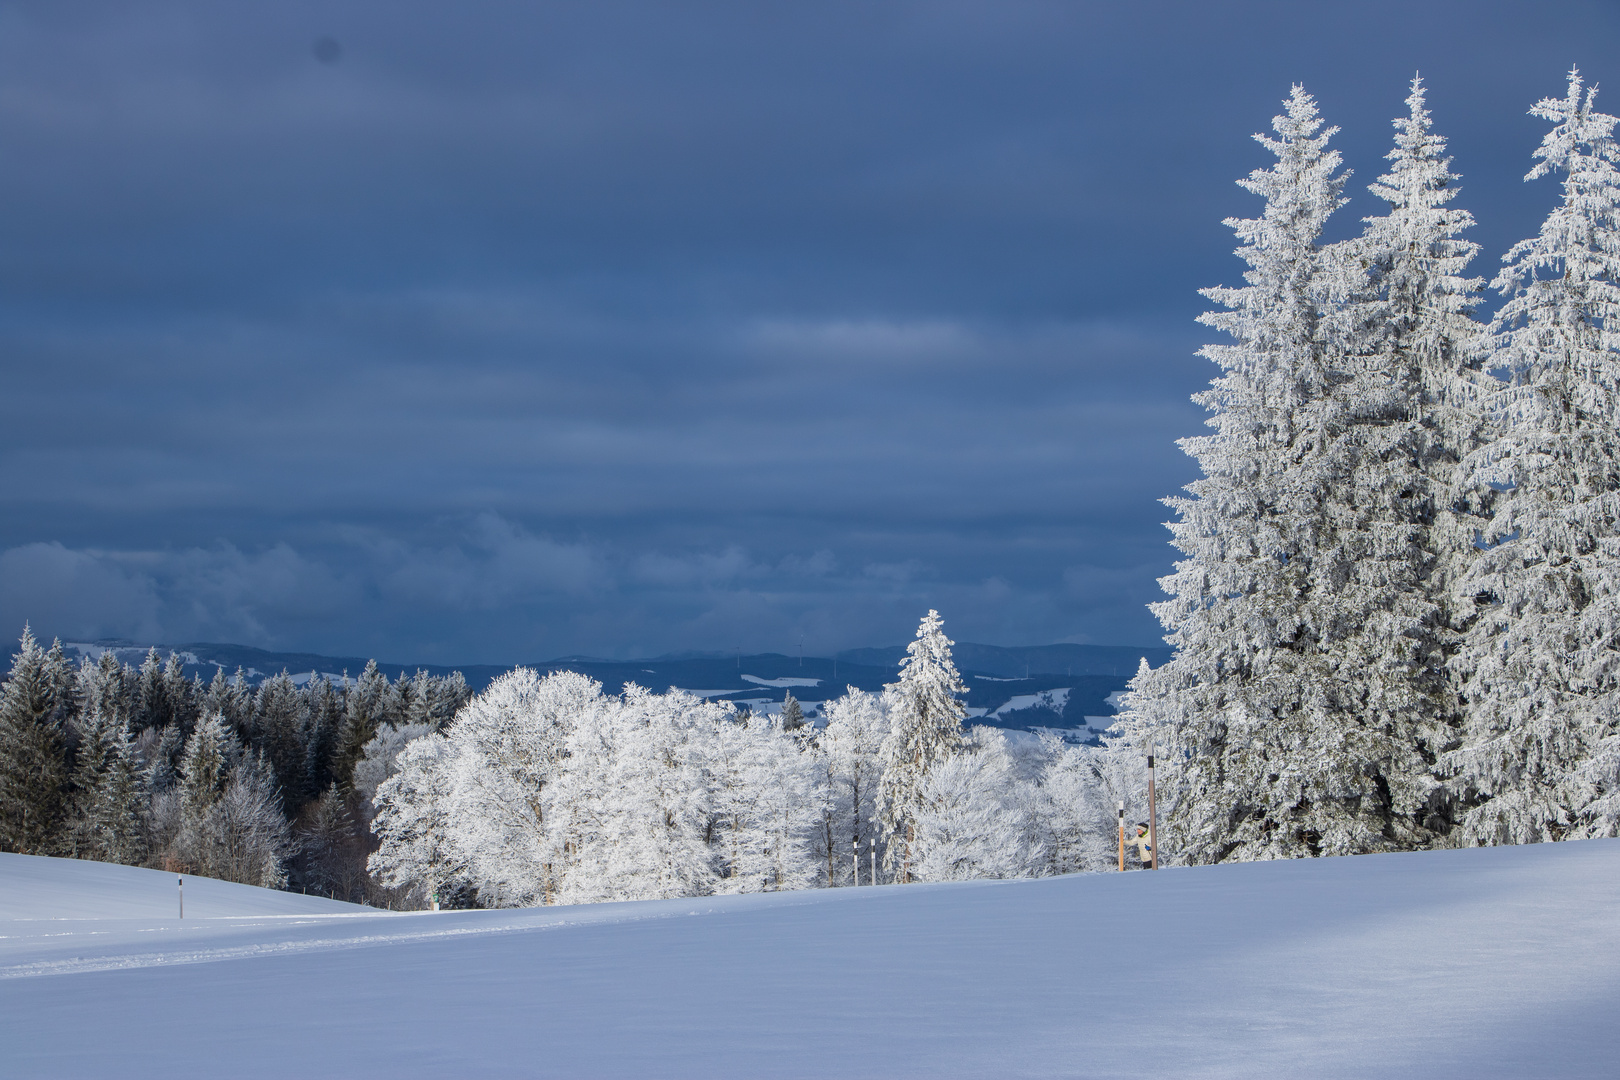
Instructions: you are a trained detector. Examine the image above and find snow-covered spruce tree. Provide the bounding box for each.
[780,691,806,732]
[251,671,312,809]
[877,610,967,881]
[1448,70,1620,843]
[332,659,398,788]
[294,784,366,901]
[160,714,292,887]
[1308,75,1491,842]
[179,712,240,816]
[1132,85,1473,863]
[69,704,148,865]
[0,629,76,854]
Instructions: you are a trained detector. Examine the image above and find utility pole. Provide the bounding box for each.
[1117,801,1125,872]
[1147,741,1159,870]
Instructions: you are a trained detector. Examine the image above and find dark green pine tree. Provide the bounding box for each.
[0,628,77,854]
[133,648,168,733]
[781,691,806,732]
[302,675,345,798]
[332,659,394,790]
[252,671,312,807]
[70,712,148,865]
[160,652,199,736]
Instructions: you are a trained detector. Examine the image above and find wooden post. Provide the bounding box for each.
[1117,801,1125,872]
[1147,741,1159,870]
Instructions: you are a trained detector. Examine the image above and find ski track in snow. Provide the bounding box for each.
[0,909,736,980]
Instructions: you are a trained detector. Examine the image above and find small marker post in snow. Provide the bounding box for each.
[1147,741,1158,871]
[1117,801,1125,872]
[178,877,183,919]
[853,840,859,886]
[869,838,876,886]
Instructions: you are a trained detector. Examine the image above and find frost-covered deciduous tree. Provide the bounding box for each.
[367,671,833,907]
[443,669,594,906]
[588,686,723,903]
[878,610,967,881]
[370,732,467,907]
[1031,740,1125,875]
[1449,70,1620,844]
[354,720,436,809]
[711,712,819,894]
[154,713,292,888]
[200,755,294,889]
[813,687,889,885]
[911,729,1037,882]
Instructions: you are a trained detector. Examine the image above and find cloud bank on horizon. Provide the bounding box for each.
[1,1,1615,663]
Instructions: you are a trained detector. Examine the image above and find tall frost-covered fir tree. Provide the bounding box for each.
[1449,70,1620,844]
[1321,76,1490,843]
[877,610,966,881]
[1131,86,1472,863]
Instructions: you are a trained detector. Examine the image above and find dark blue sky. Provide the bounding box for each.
[1,1,1616,663]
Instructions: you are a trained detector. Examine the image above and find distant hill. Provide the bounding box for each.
[836,641,1171,679]
[54,638,1166,740]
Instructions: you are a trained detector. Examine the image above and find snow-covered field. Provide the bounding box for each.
[3,841,1618,1078]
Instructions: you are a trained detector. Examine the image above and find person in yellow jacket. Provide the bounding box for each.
[1131,823,1154,868]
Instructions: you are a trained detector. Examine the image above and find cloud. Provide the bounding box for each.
[1,2,1607,662]
[373,515,603,608]
[0,540,354,646]
[0,542,163,643]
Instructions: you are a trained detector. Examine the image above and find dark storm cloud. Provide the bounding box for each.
[2,1,1618,662]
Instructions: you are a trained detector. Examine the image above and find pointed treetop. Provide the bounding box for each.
[1525,67,1618,181]
[897,609,964,690]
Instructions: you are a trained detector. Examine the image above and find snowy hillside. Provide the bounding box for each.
[4,842,1618,1078]
[0,853,367,921]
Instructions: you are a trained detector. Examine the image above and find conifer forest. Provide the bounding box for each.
[6,71,1620,905]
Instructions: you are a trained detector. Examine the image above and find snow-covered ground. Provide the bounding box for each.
[4,841,1618,1078]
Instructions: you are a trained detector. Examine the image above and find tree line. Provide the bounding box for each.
[366,609,1132,907]
[0,612,1143,907]
[0,629,469,902]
